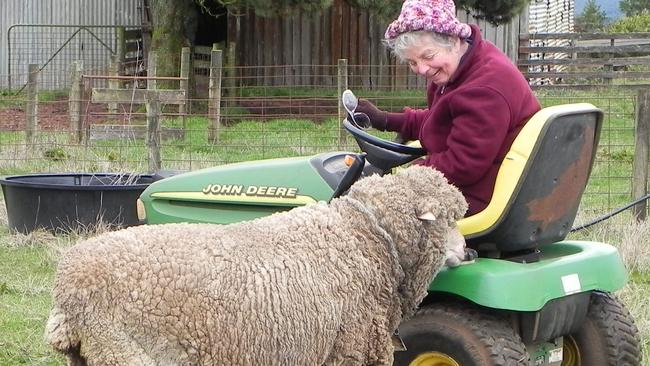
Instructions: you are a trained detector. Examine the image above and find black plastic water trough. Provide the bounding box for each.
[0,173,154,233]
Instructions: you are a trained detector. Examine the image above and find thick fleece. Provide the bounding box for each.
[45,166,466,366]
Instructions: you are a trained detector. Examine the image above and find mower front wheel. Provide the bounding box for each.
[393,302,529,366]
[562,291,641,366]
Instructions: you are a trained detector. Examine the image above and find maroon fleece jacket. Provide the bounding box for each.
[385,24,541,216]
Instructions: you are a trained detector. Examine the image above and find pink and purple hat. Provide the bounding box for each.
[385,0,471,40]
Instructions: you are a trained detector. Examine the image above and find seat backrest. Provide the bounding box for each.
[457,104,603,252]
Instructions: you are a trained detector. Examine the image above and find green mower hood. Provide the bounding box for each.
[139,153,354,225]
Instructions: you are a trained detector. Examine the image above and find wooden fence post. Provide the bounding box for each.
[225,41,236,97]
[145,52,161,171]
[633,89,650,220]
[25,64,39,147]
[208,45,223,143]
[68,61,84,143]
[108,56,119,117]
[337,59,349,147]
[116,26,126,66]
[517,33,529,76]
[180,47,191,129]
[147,51,157,90]
[146,91,162,172]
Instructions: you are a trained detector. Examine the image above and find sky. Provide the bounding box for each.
[575,0,622,20]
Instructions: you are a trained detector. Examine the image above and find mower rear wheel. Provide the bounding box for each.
[393,302,529,366]
[562,291,641,366]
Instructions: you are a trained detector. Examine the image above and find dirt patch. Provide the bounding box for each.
[0,96,339,131]
[238,97,338,122]
[0,99,140,131]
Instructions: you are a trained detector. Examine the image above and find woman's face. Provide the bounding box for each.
[404,35,465,85]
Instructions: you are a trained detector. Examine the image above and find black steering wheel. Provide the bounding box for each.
[343,120,426,155]
[343,119,426,172]
[341,89,426,171]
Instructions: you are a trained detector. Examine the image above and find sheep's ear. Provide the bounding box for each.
[418,212,436,221]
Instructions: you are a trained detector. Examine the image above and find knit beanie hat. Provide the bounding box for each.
[385,0,471,40]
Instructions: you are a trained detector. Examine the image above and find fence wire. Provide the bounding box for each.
[0,64,643,220]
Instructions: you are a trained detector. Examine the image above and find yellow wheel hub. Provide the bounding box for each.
[409,352,461,366]
[562,336,581,366]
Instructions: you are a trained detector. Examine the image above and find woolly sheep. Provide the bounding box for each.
[45,165,467,366]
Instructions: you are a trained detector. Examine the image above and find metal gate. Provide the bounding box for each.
[7,24,144,91]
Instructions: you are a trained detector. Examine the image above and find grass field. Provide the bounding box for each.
[0,87,648,364]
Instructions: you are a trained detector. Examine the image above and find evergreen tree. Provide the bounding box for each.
[195,0,531,24]
[575,0,608,32]
[620,0,650,17]
[457,0,530,24]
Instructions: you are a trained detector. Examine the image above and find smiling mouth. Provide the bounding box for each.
[429,70,441,80]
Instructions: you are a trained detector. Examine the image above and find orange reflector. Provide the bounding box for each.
[344,155,356,166]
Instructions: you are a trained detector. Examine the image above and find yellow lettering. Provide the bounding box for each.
[276,187,287,197]
[232,185,243,195]
[202,184,212,194]
[266,186,276,196]
[211,184,221,194]
[246,186,257,195]
[257,186,267,195]
[286,188,297,198]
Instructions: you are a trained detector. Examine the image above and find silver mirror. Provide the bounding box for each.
[342,89,358,115]
[342,89,360,127]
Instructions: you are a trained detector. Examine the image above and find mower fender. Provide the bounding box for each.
[428,241,627,311]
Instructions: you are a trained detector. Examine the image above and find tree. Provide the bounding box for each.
[575,0,608,32]
[149,0,199,83]
[620,0,650,17]
[608,13,650,32]
[195,0,531,24]
[457,0,530,24]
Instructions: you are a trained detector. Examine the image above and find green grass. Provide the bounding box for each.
[0,89,68,109]
[0,235,66,365]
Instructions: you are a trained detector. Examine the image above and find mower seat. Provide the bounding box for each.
[457,104,603,253]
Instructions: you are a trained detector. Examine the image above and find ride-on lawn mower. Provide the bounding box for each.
[136,90,641,365]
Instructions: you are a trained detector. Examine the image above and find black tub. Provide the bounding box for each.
[0,173,154,233]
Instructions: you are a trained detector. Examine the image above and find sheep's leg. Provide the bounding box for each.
[78,327,158,366]
[322,316,395,366]
[370,330,395,366]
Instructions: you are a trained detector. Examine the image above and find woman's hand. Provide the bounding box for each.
[356,99,388,130]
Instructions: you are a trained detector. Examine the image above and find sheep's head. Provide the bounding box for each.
[346,166,467,315]
[347,166,466,252]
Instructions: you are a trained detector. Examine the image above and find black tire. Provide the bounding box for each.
[563,291,642,366]
[393,302,529,366]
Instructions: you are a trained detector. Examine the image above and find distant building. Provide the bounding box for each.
[527,0,575,84]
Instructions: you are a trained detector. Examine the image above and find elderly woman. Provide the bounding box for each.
[358,0,541,216]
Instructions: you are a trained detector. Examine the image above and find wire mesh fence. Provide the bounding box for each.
[0,63,643,220]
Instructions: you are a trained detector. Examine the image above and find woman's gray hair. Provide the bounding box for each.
[385,31,457,62]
